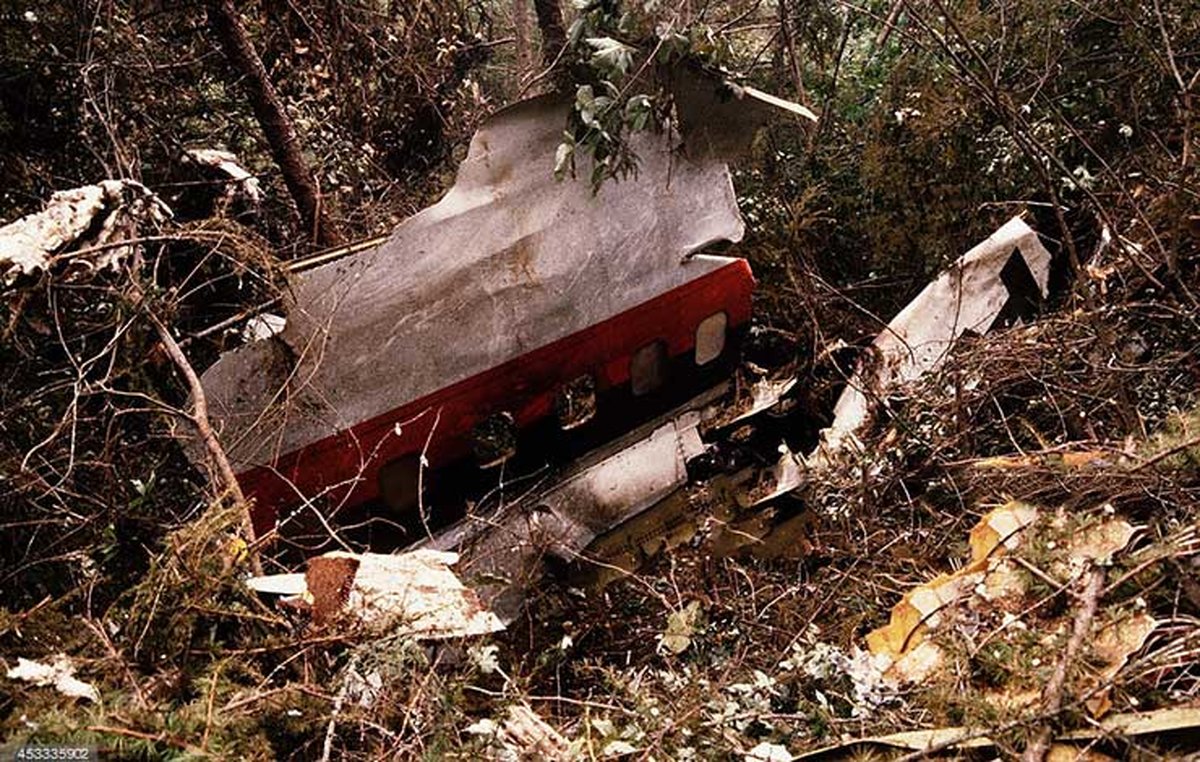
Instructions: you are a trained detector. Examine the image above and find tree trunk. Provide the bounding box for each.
[512,0,536,80]
[207,0,342,246]
[532,0,566,68]
[778,0,808,104]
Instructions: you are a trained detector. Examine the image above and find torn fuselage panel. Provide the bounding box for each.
[198,96,754,534]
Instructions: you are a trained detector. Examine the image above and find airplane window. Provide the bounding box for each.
[555,374,596,429]
[631,340,668,396]
[378,455,420,514]
[694,312,728,366]
[472,411,517,467]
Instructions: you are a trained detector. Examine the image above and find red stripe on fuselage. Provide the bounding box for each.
[240,259,755,535]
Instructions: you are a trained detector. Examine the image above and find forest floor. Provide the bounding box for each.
[2,196,1198,761]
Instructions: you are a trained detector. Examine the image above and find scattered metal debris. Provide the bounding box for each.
[734,216,1054,509]
[241,312,286,342]
[863,501,1157,718]
[236,209,1062,640]
[497,703,572,760]
[0,180,171,287]
[181,148,263,208]
[425,388,722,621]
[194,99,1065,650]
[815,215,1052,460]
[703,377,797,431]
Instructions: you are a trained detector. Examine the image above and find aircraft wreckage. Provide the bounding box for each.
[187,81,1051,628]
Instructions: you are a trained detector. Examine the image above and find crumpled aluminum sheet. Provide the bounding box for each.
[738,215,1053,506]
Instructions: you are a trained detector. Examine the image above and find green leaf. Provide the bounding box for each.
[575,84,597,126]
[624,94,652,131]
[586,37,634,75]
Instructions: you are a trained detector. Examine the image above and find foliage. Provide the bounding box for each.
[552,0,740,190]
[0,0,495,245]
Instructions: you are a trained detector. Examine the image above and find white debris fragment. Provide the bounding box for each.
[248,549,504,639]
[468,643,501,674]
[602,740,639,758]
[242,313,286,341]
[0,180,171,287]
[6,655,99,703]
[244,572,307,596]
[501,704,572,760]
[816,216,1051,458]
[464,718,499,736]
[733,217,1052,509]
[343,663,384,708]
[706,377,797,430]
[746,741,793,762]
[739,86,818,122]
[182,148,263,206]
[340,550,503,636]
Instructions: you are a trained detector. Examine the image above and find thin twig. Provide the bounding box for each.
[1022,567,1105,762]
[148,311,263,574]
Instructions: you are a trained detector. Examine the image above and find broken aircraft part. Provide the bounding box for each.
[732,215,1054,508]
[246,549,505,638]
[199,93,755,536]
[181,148,263,208]
[183,87,1060,633]
[5,654,100,703]
[815,215,1052,459]
[0,180,171,287]
[420,385,725,621]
